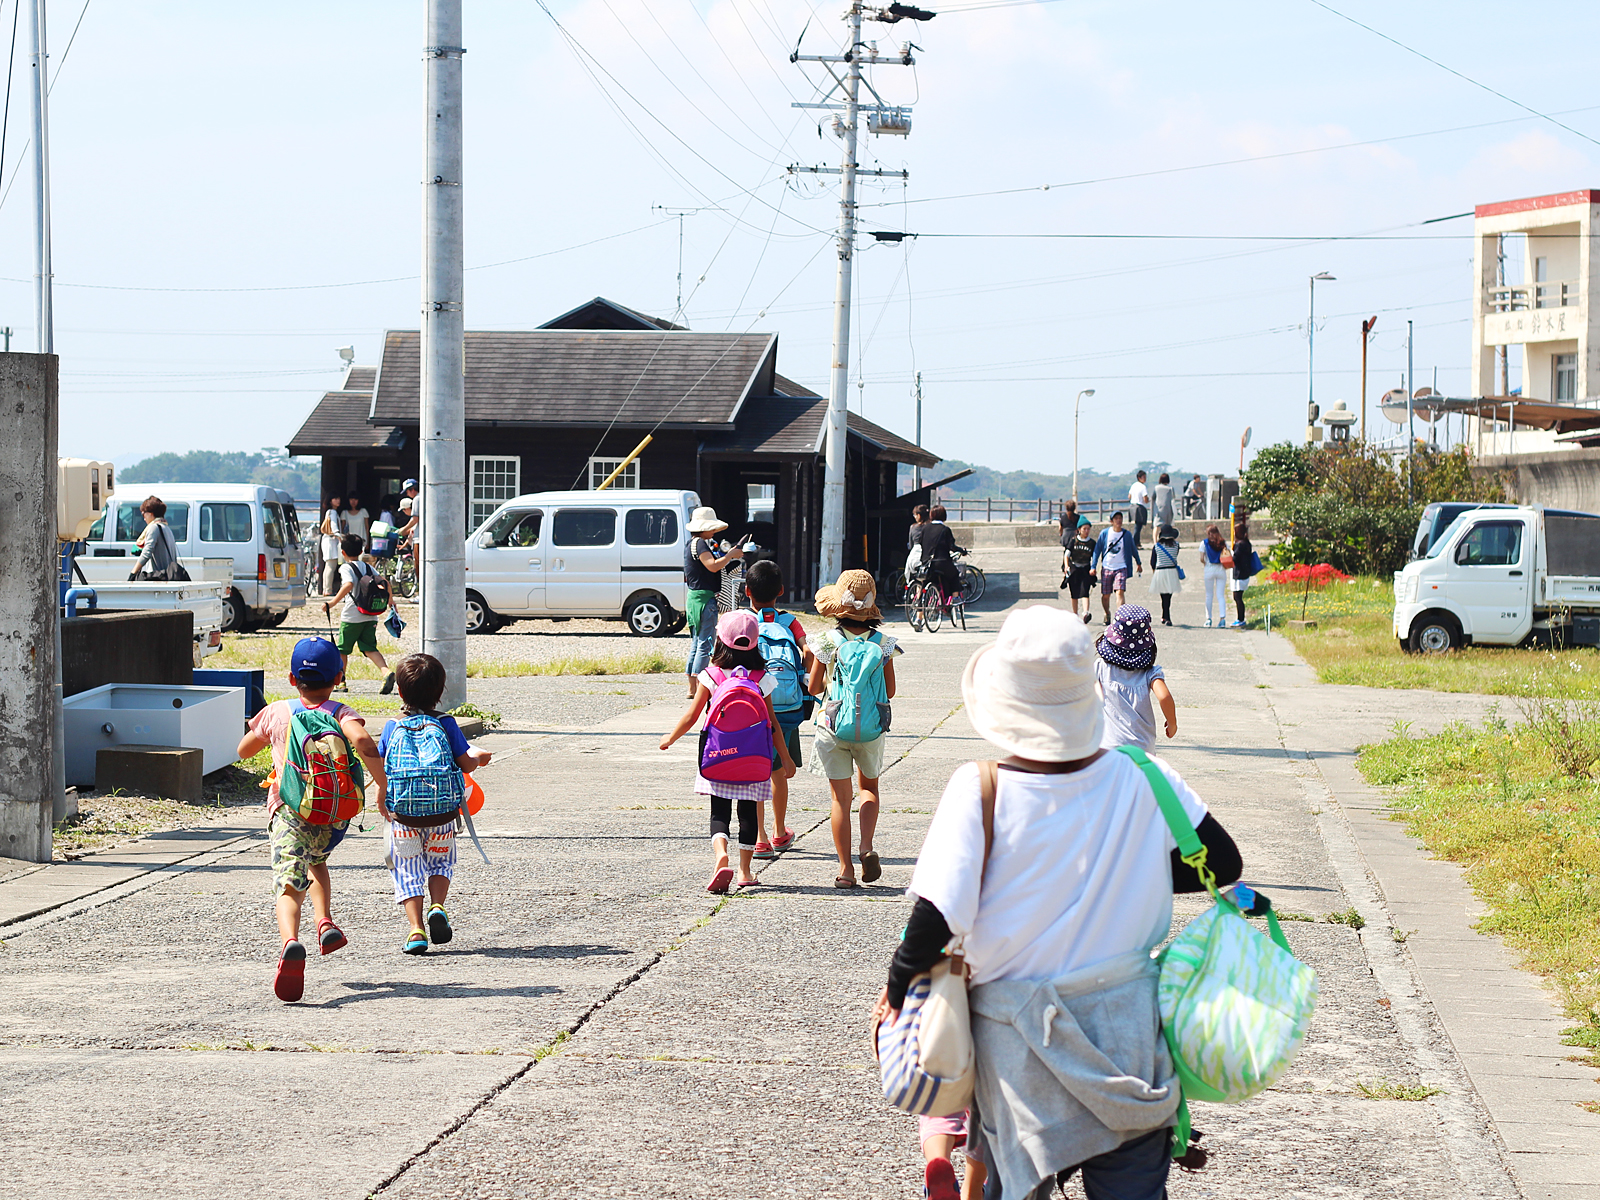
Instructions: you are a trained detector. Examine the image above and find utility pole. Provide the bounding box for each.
[421,0,467,711]
[789,3,917,583]
[1306,272,1334,443]
[2,327,12,352]
[1360,316,1376,445]
[912,370,923,492]
[28,0,52,353]
[1497,233,1509,396]
[1406,319,1415,505]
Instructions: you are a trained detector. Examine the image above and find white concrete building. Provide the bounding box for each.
[1472,189,1600,453]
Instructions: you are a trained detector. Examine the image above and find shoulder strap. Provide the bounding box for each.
[1115,745,1217,891]
[978,761,999,884]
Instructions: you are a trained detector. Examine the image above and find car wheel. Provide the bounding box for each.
[221,591,248,634]
[665,611,687,635]
[1409,614,1460,655]
[625,595,668,637]
[465,591,500,634]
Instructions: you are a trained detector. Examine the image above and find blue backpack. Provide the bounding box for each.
[758,609,805,717]
[824,630,891,742]
[383,714,466,819]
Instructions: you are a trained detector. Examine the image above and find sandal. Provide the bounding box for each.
[317,918,347,956]
[859,850,882,884]
[426,904,453,945]
[403,928,429,955]
[736,877,760,890]
[707,867,735,894]
[772,828,795,850]
[274,940,307,1003]
[834,875,858,889]
[752,841,776,859]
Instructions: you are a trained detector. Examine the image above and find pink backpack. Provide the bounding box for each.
[699,666,774,782]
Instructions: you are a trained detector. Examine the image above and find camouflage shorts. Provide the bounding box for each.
[268,807,351,895]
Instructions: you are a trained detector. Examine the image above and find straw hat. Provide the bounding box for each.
[814,569,882,622]
[687,506,728,535]
[961,605,1104,761]
[1098,604,1157,672]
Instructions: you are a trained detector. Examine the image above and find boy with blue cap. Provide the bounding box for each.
[238,637,386,1002]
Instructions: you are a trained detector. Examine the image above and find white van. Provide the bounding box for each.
[464,489,700,636]
[84,483,306,632]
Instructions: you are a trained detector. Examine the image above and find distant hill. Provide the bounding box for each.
[904,458,1198,502]
[120,450,319,499]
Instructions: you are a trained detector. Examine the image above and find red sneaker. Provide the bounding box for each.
[924,1158,959,1200]
[274,939,306,1003]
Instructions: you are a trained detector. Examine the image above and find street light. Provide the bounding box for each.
[1073,388,1095,502]
[1308,272,1335,441]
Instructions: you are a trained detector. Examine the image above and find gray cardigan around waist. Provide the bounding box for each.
[969,950,1179,1198]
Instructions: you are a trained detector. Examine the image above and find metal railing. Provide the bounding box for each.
[1487,280,1578,312]
[935,496,1212,523]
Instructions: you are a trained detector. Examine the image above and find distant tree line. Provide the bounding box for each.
[903,458,1197,502]
[119,449,319,499]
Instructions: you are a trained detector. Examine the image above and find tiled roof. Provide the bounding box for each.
[702,391,938,466]
[370,330,777,429]
[849,410,938,466]
[287,387,402,456]
[342,366,376,392]
[539,296,687,332]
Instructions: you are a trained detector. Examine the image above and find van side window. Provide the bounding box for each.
[552,509,616,547]
[487,510,542,547]
[262,502,287,550]
[201,503,253,543]
[1455,521,1522,567]
[625,508,679,546]
[116,501,189,542]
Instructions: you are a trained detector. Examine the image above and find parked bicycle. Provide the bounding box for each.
[953,546,985,604]
[904,562,966,633]
[381,543,418,599]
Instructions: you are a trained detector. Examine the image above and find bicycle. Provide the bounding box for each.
[382,549,418,599]
[952,546,985,604]
[905,565,964,632]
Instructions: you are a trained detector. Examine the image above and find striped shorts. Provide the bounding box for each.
[387,819,457,903]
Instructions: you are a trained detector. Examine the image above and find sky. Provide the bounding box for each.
[2,0,1598,478]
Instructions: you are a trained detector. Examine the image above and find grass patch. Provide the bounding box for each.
[1251,579,1600,697]
[450,702,502,728]
[1324,907,1366,930]
[1355,1078,1444,1101]
[1359,717,1600,1023]
[465,651,682,678]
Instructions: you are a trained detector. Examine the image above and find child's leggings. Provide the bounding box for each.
[709,796,758,846]
[1234,590,1247,624]
[1159,593,1172,622]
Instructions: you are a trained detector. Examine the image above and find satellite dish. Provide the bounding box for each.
[1241,426,1253,448]
[1380,388,1410,426]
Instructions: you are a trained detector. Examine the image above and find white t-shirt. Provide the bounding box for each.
[321,507,341,558]
[1129,481,1150,509]
[697,667,776,697]
[339,561,379,625]
[343,507,370,539]
[909,753,1207,986]
[1097,660,1166,750]
[811,627,903,667]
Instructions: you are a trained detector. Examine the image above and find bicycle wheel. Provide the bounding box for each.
[959,564,986,603]
[921,585,943,633]
[906,583,926,631]
[394,558,419,599]
[952,596,966,631]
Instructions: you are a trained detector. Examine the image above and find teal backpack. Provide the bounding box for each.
[1116,746,1319,1161]
[823,629,890,742]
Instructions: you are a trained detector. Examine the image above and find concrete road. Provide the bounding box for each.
[1,543,1589,1199]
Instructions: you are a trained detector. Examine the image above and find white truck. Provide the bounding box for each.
[68,558,231,666]
[1393,506,1600,653]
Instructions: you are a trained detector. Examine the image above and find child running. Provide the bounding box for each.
[377,653,493,955]
[808,570,903,889]
[743,560,812,858]
[1063,518,1096,623]
[661,610,796,893]
[1148,524,1183,627]
[1095,604,1177,750]
[236,637,386,1003]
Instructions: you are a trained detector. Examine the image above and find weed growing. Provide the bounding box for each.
[1324,907,1367,931]
[1355,1079,1444,1101]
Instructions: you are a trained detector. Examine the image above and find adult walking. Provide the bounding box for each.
[319,495,343,595]
[1091,510,1141,624]
[343,494,370,552]
[876,605,1242,1200]
[910,504,961,616]
[684,506,743,698]
[129,496,183,581]
[397,479,421,573]
[1199,523,1229,628]
[1152,473,1176,529]
[1128,470,1150,549]
[1229,520,1259,629]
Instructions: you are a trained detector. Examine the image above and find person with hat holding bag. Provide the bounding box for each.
[684,506,744,700]
[874,605,1240,1200]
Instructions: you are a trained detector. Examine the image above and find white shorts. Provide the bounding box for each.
[810,724,888,781]
[1231,577,1250,593]
[388,820,457,902]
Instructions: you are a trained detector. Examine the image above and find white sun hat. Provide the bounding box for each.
[687,506,729,535]
[961,605,1104,761]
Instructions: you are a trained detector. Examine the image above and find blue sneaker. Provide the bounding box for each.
[403,928,429,955]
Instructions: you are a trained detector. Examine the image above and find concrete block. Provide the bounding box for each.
[61,609,193,697]
[95,745,204,802]
[1288,618,1318,630]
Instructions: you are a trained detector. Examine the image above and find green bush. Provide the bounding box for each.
[1269,493,1419,576]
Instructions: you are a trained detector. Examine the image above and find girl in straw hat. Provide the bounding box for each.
[874,605,1241,1200]
[807,570,903,889]
[683,506,744,699]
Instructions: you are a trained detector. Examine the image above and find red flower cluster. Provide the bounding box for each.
[1267,562,1352,587]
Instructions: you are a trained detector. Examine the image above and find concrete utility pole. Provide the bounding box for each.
[1406,319,1415,505]
[1306,272,1334,442]
[29,0,52,353]
[421,0,467,710]
[789,3,915,584]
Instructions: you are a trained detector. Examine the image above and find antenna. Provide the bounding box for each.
[650,205,718,316]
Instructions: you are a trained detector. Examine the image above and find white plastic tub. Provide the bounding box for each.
[62,684,245,787]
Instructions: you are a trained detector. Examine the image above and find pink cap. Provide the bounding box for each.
[717,609,759,651]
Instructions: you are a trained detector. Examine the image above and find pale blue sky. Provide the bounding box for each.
[2,0,1596,476]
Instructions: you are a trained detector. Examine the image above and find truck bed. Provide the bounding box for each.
[81,582,226,660]
[1543,575,1600,606]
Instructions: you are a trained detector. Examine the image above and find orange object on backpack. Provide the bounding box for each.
[464,772,485,816]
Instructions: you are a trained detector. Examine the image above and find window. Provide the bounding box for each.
[470,456,521,531]
[588,457,639,490]
[1536,256,1549,283]
[746,483,776,524]
[1455,521,1523,567]
[115,501,189,542]
[625,508,678,546]
[1555,353,1578,402]
[552,508,616,547]
[200,503,253,543]
[485,509,542,548]
[261,503,288,550]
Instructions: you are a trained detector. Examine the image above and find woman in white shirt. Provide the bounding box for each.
[319,495,343,595]
[877,606,1241,1200]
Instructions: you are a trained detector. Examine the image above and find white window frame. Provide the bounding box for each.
[588,456,640,490]
[470,456,521,531]
[1554,353,1578,403]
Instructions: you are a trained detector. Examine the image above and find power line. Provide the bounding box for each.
[895,231,1478,241]
[47,0,91,95]
[1305,0,1600,150]
[0,1,18,193]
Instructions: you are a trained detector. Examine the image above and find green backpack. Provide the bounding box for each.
[1117,746,1320,1158]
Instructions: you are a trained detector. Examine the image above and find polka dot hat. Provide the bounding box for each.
[1098,603,1157,671]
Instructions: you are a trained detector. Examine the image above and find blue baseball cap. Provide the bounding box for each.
[290,637,343,686]
[403,478,418,490]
